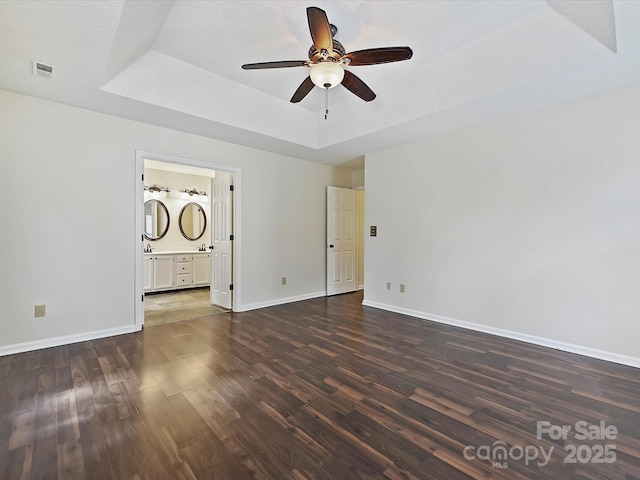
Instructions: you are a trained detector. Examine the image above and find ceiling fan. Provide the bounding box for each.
[241,6,413,108]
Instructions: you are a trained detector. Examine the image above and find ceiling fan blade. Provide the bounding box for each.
[307,7,333,52]
[343,47,413,66]
[242,60,308,70]
[290,76,315,103]
[342,70,376,102]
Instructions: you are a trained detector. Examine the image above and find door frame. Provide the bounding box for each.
[134,150,242,328]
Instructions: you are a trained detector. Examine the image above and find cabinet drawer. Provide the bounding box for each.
[176,255,191,262]
[176,262,191,274]
[176,274,192,286]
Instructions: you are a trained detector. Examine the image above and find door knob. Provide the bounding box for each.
[208,245,214,250]
[329,244,335,248]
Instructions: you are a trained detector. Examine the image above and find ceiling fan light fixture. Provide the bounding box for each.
[242,6,413,104]
[310,61,344,89]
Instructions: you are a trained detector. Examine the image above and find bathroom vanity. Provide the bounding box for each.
[144,252,211,292]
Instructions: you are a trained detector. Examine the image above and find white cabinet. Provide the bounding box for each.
[144,252,210,292]
[153,255,175,290]
[143,254,175,291]
[143,256,153,290]
[192,253,211,286]
[175,254,192,287]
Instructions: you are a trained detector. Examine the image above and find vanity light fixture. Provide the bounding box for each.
[180,187,206,196]
[144,184,170,198]
[179,187,209,203]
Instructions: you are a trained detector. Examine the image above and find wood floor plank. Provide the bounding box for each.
[56,440,85,480]
[3,444,33,480]
[75,407,113,479]
[8,409,36,451]
[55,390,80,446]
[0,291,639,479]
[30,433,58,480]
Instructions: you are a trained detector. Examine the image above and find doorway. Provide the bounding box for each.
[134,151,241,328]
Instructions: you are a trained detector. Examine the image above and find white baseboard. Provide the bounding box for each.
[0,325,140,357]
[362,300,640,369]
[237,291,327,312]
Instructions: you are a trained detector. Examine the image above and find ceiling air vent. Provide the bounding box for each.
[32,60,55,80]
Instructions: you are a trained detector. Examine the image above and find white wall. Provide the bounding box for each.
[364,84,640,365]
[0,89,350,353]
[351,169,364,188]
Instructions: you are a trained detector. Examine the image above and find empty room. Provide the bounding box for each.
[1,1,639,479]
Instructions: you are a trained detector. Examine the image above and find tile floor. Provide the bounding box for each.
[144,287,230,326]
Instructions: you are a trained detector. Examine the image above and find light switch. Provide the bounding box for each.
[370,225,377,237]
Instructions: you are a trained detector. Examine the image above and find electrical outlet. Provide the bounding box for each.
[281,276,287,285]
[34,304,46,317]
[386,282,391,290]
[400,284,406,293]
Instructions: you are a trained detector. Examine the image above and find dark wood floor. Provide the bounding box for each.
[1,291,639,479]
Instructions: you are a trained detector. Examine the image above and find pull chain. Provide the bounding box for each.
[324,83,330,120]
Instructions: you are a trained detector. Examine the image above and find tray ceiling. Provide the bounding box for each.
[1,1,638,167]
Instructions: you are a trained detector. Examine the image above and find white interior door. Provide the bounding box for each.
[327,186,357,295]
[210,172,233,308]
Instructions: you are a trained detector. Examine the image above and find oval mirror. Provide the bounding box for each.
[143,199,170,240]
[179,202,207,241]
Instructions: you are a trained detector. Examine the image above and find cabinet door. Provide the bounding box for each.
[192,254,211,286]
[143,256,153,291]
[153,255,174,290]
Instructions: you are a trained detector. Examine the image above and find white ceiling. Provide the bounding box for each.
[1,1,639,169]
